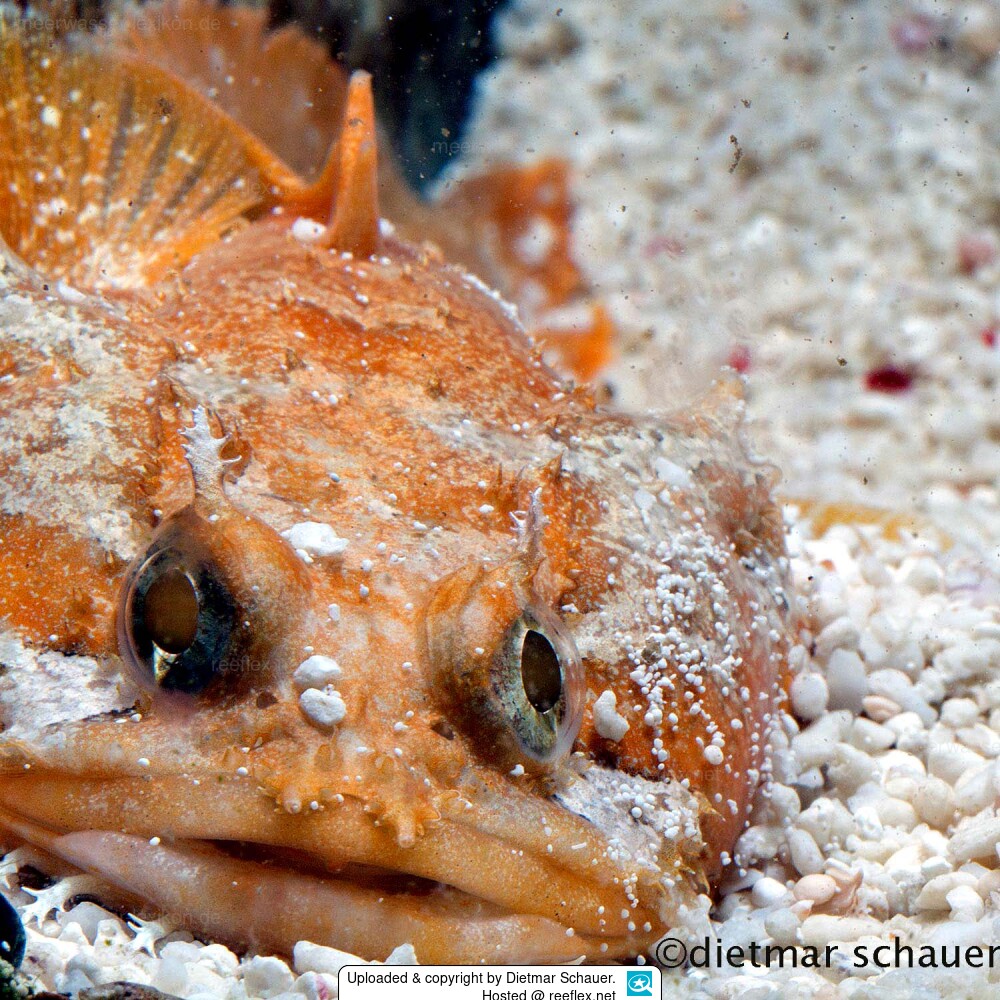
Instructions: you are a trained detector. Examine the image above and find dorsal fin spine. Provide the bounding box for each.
[322,71,380,258]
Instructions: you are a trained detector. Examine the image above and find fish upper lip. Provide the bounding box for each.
[0,772,671,961]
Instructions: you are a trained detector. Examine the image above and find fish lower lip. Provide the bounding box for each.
[0,772,668,940]
[0,805,653,963]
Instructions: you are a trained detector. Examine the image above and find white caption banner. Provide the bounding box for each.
[339,965,661,1000]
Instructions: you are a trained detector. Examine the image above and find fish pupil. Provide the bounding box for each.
[520,629,561,714]
[142,567,199,654]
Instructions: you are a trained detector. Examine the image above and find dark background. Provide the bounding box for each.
[267,0,507,192]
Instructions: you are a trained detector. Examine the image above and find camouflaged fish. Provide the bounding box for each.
[0,0,792,965]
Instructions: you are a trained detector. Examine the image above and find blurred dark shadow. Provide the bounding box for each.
[267,0,508,192]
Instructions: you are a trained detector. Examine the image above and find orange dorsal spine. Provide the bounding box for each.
[323,72,380,259]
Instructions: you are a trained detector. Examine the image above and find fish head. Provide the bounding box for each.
[0,5,791,965]
[0,227,789,962]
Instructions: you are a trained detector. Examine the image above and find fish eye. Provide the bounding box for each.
[498,611,583,764]
[427,563,586,768]
[504,609,583,763]
[142,566,199,654]
[118,528,237,695]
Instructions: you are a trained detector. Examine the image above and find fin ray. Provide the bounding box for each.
[0,5,381,288]
[129,116,180,224]
[0,17,270,287]
[101,79,135,216]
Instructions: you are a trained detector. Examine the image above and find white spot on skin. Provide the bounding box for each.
[703,745,724,766]
[299,687,347,730]
[0,632,138,739]
[593,690,630,742]
[40,105,61,127]
[634,489,657,511]
[55,280,86,303]
[281,522,349,558]
[291,217,327,243]
[654,457,693,489]
[293,655,343,690]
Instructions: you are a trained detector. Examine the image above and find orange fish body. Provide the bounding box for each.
[0,2,791,965]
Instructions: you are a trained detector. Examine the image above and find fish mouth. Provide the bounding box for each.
[0,770,684,964]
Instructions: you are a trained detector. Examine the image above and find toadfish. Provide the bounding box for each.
[0,1,792,965]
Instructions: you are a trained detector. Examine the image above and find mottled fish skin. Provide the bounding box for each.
[0,2,792,965]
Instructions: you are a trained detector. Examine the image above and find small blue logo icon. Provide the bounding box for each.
[626,970,654,996]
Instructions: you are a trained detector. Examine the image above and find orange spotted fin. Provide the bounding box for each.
[438,158,586,312]
[382,156,585,315]
[534,303,616,383]
[114,0,380,253]
[0,17,287,288]
[0,9,378,289]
